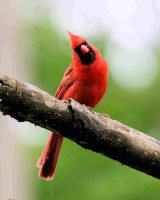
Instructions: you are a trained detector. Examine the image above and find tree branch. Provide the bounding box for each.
[0,75,160,180]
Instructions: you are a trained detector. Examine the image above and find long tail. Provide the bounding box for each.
[36,133,63,180]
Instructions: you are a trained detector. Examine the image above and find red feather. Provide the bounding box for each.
[37,32,108,180]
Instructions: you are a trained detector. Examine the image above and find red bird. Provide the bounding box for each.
[36,32,109,180]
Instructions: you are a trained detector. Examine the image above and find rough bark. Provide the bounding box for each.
[0,75,160,180]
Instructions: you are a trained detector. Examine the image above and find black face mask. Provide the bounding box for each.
[74,42,96,64]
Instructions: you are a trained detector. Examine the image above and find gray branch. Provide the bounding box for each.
[0,75,160,180]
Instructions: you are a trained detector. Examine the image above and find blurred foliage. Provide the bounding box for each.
[27,20,160,199]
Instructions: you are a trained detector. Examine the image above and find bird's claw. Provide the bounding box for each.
[100,113,110,118]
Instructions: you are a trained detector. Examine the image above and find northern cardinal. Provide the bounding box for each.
[36,32,109,180]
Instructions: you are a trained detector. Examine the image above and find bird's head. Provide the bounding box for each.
[67,31,97,65]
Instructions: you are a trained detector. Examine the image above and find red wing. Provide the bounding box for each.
[55,65,75,100]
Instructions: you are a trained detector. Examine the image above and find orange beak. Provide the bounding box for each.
[67,31,86,49]
[80,44,89,54]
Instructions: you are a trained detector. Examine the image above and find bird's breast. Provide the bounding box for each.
[63,58,108,107]
[63,73,107,108]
